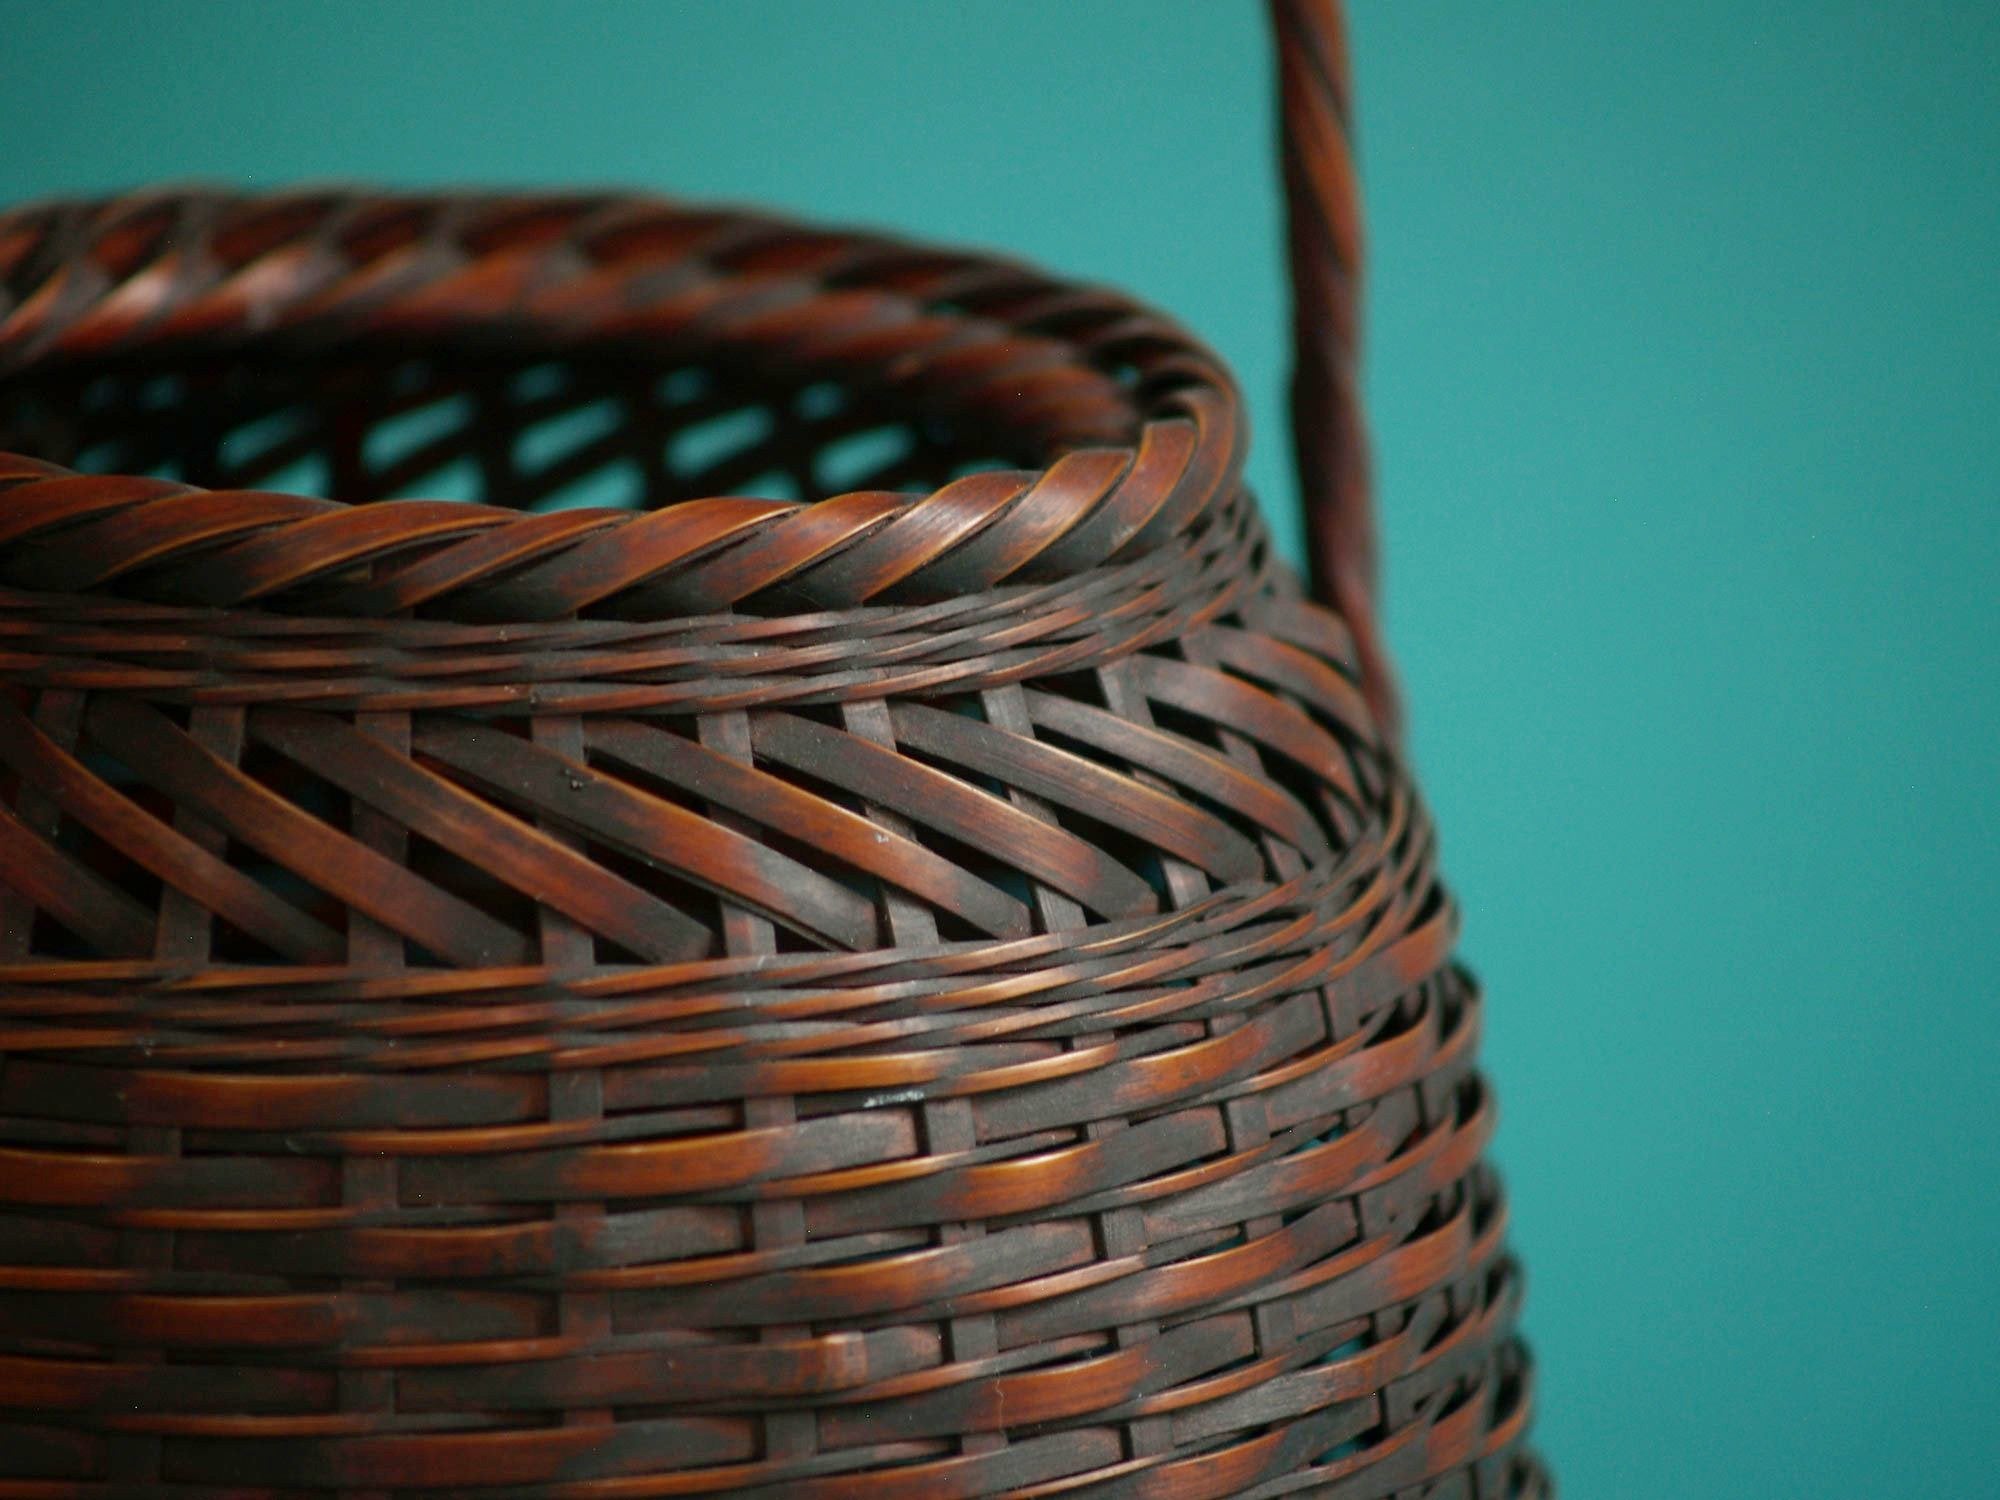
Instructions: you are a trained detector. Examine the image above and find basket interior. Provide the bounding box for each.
[0,347,1035,516]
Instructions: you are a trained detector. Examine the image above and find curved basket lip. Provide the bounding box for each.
[0,186,1247,623]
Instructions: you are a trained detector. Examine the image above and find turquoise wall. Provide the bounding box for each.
[5,2,1995,1492]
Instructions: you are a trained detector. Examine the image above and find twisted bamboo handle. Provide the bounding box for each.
[1271,0,1401,739]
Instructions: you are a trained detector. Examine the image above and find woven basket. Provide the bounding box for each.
[0,3,1544,1495]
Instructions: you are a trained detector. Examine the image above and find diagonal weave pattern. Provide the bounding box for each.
[0,8,1544,1497]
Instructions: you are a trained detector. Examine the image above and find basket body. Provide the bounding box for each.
[0,186,1543,1496]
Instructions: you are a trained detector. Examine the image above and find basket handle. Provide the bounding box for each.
[1270,0,1401,739]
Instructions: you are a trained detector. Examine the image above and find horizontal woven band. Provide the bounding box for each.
[0,485,1303,715]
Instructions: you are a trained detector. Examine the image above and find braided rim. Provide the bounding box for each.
[0,488,1298,717]
[0,189,1246,622]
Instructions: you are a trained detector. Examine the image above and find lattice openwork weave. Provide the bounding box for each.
[0,4,1543,1495]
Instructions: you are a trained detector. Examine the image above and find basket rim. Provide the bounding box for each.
[0,187,1246,624]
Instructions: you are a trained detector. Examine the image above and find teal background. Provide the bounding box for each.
[5,2,1996,1493]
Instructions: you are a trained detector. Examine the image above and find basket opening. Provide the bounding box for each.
[0,194,1235,620]
[0,348,1043,515]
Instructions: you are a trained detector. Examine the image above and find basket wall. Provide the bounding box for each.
[0,27,1544,1496]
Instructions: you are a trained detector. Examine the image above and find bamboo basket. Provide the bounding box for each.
[0,3,1544,1495]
